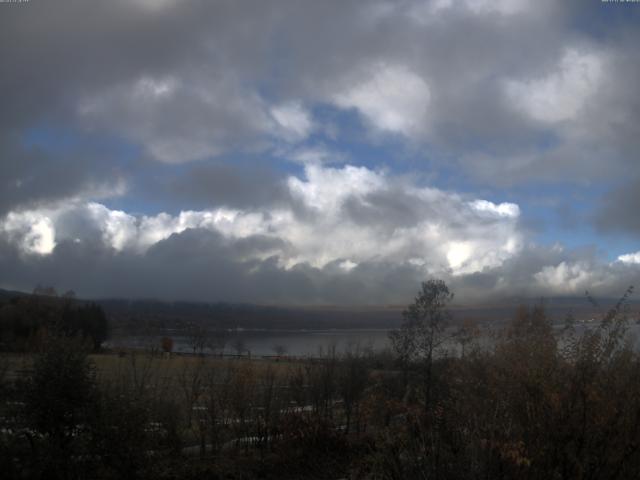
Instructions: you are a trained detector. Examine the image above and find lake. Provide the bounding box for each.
[108,329,393,357]
[107,321,640,357]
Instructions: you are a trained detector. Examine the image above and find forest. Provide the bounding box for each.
[1,281,639,479]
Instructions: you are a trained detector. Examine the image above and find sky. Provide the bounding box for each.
[1,0,640,306]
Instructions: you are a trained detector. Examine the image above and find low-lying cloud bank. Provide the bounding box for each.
[1,162,638,305]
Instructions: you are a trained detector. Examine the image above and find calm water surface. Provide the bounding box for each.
[109,322,640,357]
[110,329,392,356]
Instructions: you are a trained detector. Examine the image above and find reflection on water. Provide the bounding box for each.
[109,322,640,357]
[110,329,392,357]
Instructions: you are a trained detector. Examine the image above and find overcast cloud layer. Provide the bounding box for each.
[1,0,640,305]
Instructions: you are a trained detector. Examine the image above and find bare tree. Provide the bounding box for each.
[454,318,480,358]
[186,322,209,355]
[389,279,453,408]
[231,336,247,357]
[177,358,205,429]
[273,344,287,357]
[206,328,229,355]
[338,343,368,434]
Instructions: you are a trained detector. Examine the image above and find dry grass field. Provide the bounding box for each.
[2,351,300,384]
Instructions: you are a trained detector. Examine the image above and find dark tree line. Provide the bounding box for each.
[0,290,108,352]
[59,303,109,351]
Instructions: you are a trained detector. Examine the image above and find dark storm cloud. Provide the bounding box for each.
[2,0,639,176]
[166,164,291,210]
[341,184,508,234]
[594,177,640,235]
[0,0,271,125]
[0,133,122,215]
[0,227,417,305]
[342,189,422,230]
[449,244,640,303]
[0,0,280,161]
[0,228,297,303]
[2,225,638,305]
[2,0,640,305]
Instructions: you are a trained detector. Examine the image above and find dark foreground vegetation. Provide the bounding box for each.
[1,281,640,479]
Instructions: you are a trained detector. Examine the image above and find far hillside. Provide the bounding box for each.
[2,288,638,341]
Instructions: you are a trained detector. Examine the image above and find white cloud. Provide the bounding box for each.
[128,0,179,12]
[533,260,614,295]
[617,251,640,265]
[506,48,604,123]
[446,241,471,270]
[80,77,319,163]
[78,74,273,163]
[287,163,386,212]
[333,64,431,137]
[0,163,524,279]
[409,0,530,24]
[85,203,138,251]
[470,199,520,218]
[339,259,358,272]
[285,146,347,165]
[4,161,639,301]
[464,0,529,16]
[270,102,314,142]
[1,211,56,255]
[134,76,178,99]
